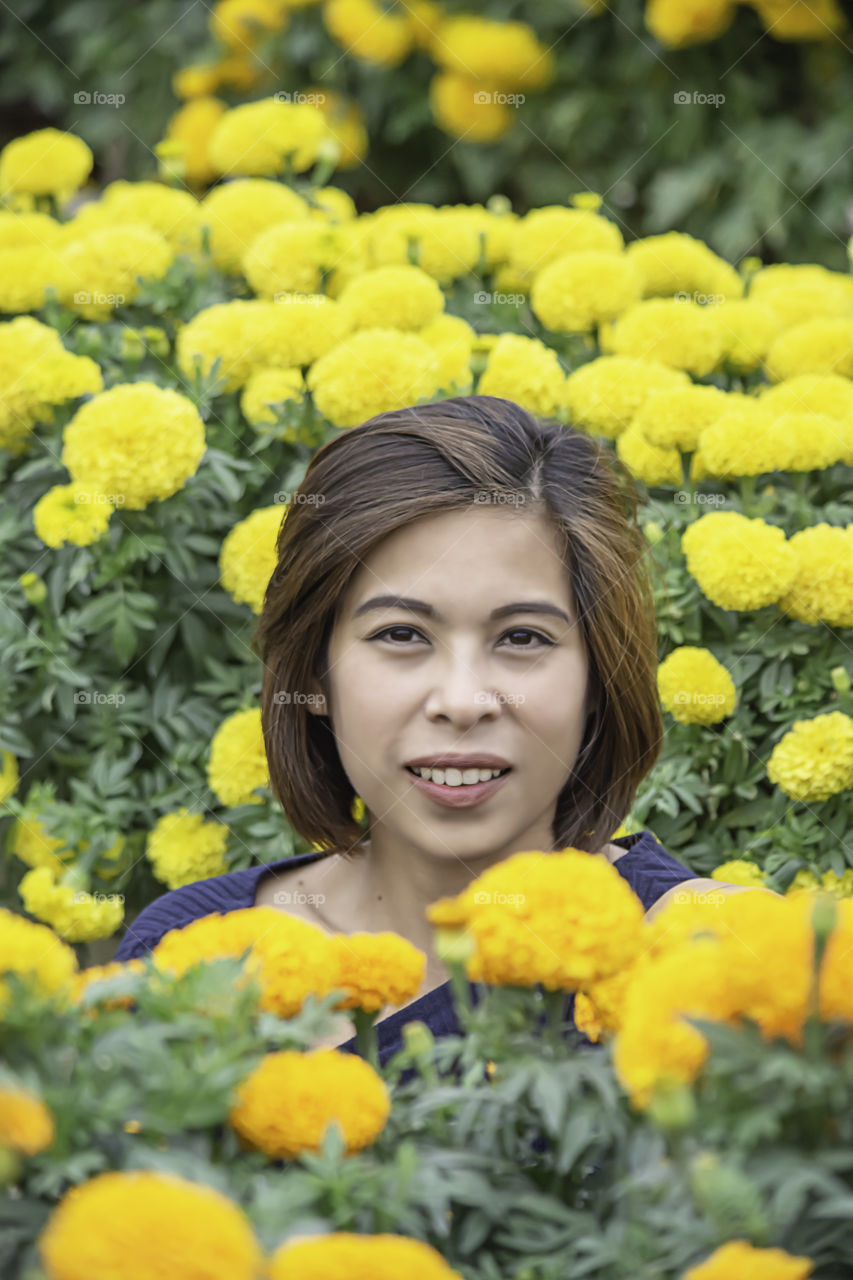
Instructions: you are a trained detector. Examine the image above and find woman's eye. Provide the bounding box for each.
[368,626,555,648]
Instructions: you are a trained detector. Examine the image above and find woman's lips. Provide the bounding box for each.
[404,765,512,809]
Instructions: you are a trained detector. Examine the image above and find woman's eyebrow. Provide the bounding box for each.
[352,595,572,624]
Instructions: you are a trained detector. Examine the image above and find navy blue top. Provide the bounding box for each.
[114,829,696,1068]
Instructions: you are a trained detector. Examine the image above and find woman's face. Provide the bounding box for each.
[317,503,593,865]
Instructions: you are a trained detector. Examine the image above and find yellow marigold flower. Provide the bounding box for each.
[207,706,271,805]
[61,382,206,511]
[337,265,444,332]
[632,384,730,453]
[711,859,767,888]
[477,332,566,417]
[152,906,342,1017]
[219,506,284,616]
[789,867,853,900]
[19,867,124,943]
[767,711,853,802]
[682,1239,814,1280]
[267,1231,465,1279]
[0,750,19,805]
[431,849,646,990]
[210,0,285,48]
[0,128,92,199]
[59,225,173,321]
[530,250,644,333]
[616,426,682,487]
[817,897,853,1020]
[715,299,783,372]
[777,523,853,627]
[208,97,331,178]
[613,938,726,1108]
[307,182,358,222]
[766,316,853,382]
[38,1169,262,1280]
[602,297,726,377]
[200,177,310,272]
[307,90,369,170]
[697,400,779,478]
[242,218,366,297]
[562,355,690,439]
[89,180,205,256]
[418,313,474,393]
[0,316,102,453]
[0,907,77,1010]
[753,0,844,39]
[0,242,73,316]
[330,932,425,1012]
[771,410,849,470]
[681,510,796,611]
[749,263,853,328]
[572,991,604,1042]
[32,484,114,549]
[172,62,222,99]
[10,813,73,876]
[0,208,65,248]
[146,809,229,889]
[368,205,482,283]
[241,367,305,428]
[230,1048,390,1157]
[162,96,228,188]
[759,372,853,423]
[428,72,514,143]
[656,645,737,725]
[307,328,440,427]
[575,966,634,1039]
[645,0,735,47]
[0,1087,54,1156]
[179,297,351,390]
[69,959,146,1009]
[430,15,553,89]
[625,231,742,300]
[323,0,413,66]
[510,206,624,278]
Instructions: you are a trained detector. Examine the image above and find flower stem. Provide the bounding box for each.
[352,1008,380,1071]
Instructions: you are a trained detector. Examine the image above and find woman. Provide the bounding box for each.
[115,394,759,1064]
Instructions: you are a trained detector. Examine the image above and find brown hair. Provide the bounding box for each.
[250,394,664,858]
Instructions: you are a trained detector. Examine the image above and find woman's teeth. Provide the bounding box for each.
[408,766,508,787]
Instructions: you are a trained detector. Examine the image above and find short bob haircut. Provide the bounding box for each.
[251,394,664,859]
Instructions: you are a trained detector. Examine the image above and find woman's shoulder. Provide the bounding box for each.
[112,856,310,963]
[609,829,697,913]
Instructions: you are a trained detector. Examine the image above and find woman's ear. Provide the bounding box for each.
[306,686,328,718]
